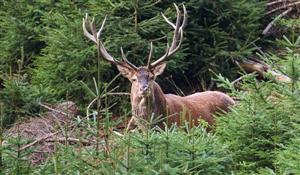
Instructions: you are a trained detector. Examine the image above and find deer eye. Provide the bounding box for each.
[132,78,137,82]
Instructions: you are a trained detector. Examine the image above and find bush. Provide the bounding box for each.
[215,30,300,173]
[184,0,265,86]
[0,75,53,127]
[276,138,300,174]
[0,1,44,75]
[4,126,232,174]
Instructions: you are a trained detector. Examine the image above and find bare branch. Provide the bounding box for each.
[18,132,59,151]
[39,103,67,116]
[263,7,293,35]
[267,0,297,7]
[266,1,300,15]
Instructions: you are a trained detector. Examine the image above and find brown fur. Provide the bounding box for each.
[131,81,235,128]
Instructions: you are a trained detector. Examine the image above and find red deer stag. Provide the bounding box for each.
[83,4,235,129]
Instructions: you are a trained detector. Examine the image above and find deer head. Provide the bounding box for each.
[83,4,187,119]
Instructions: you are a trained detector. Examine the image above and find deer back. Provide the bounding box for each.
[163,91,235,126]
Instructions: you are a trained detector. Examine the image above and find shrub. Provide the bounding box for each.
[30,126,232,174]
[0,75,53,127]
[215,31,300,173]
[184,0,265,86]
[276,138,300,174]
[0,1,44,75]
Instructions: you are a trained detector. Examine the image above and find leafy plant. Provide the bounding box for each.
[0,75,52,127]
[215,25,300,173]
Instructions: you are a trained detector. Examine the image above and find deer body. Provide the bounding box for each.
[83,4,235,129]
[132,81,235,127]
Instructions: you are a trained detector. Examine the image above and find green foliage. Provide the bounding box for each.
[276,138,300,174]
[2,125,232,174]
[276,17,300,40]
[1,134,33,175]
[0,1,48,127]
[31,3,100,104]
[184,0,265,86]
[216,81,300,172]
[0,1,44,75]
[216,30,300,173]
[0,75,52,127]
[113,126,232,174]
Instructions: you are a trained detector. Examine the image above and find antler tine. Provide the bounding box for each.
[96,15,107,39]
[166,4,186,56]
[147,42,153,68]
[181,4,187,30]
[151,43,170,67]
[167,27,184,56]
[83,13,134,66]
[161,13,176,29]
[89,17,96,38]
[120,47,138,70]
[172,4,182,47]
[151,4,187,67]
[83,15,96,43]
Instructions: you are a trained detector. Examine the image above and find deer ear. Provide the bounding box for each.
[152,62,166,76]
[117,65,135,80]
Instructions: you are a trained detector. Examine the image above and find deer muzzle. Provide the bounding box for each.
[138,85,150,97]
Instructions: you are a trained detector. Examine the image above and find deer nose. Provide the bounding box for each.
[140,85,148,92]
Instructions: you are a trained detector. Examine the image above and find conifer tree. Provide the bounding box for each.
[31,0,266,108]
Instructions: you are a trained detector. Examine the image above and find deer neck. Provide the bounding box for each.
[131,81,166,120]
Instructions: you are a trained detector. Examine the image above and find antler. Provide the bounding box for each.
[83,14,137,70]
[148,4,187,68]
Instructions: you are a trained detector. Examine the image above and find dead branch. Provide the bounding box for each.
[45,137,94,146]
[267,0,297,7]
[231,74,251,85]
[237,59,291,83]
[266,1,300,15]
[238,60,268,76]
[39,103,68,116]
[107,92,130,96]
[18,132,59,151]
[263,7,293,35]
